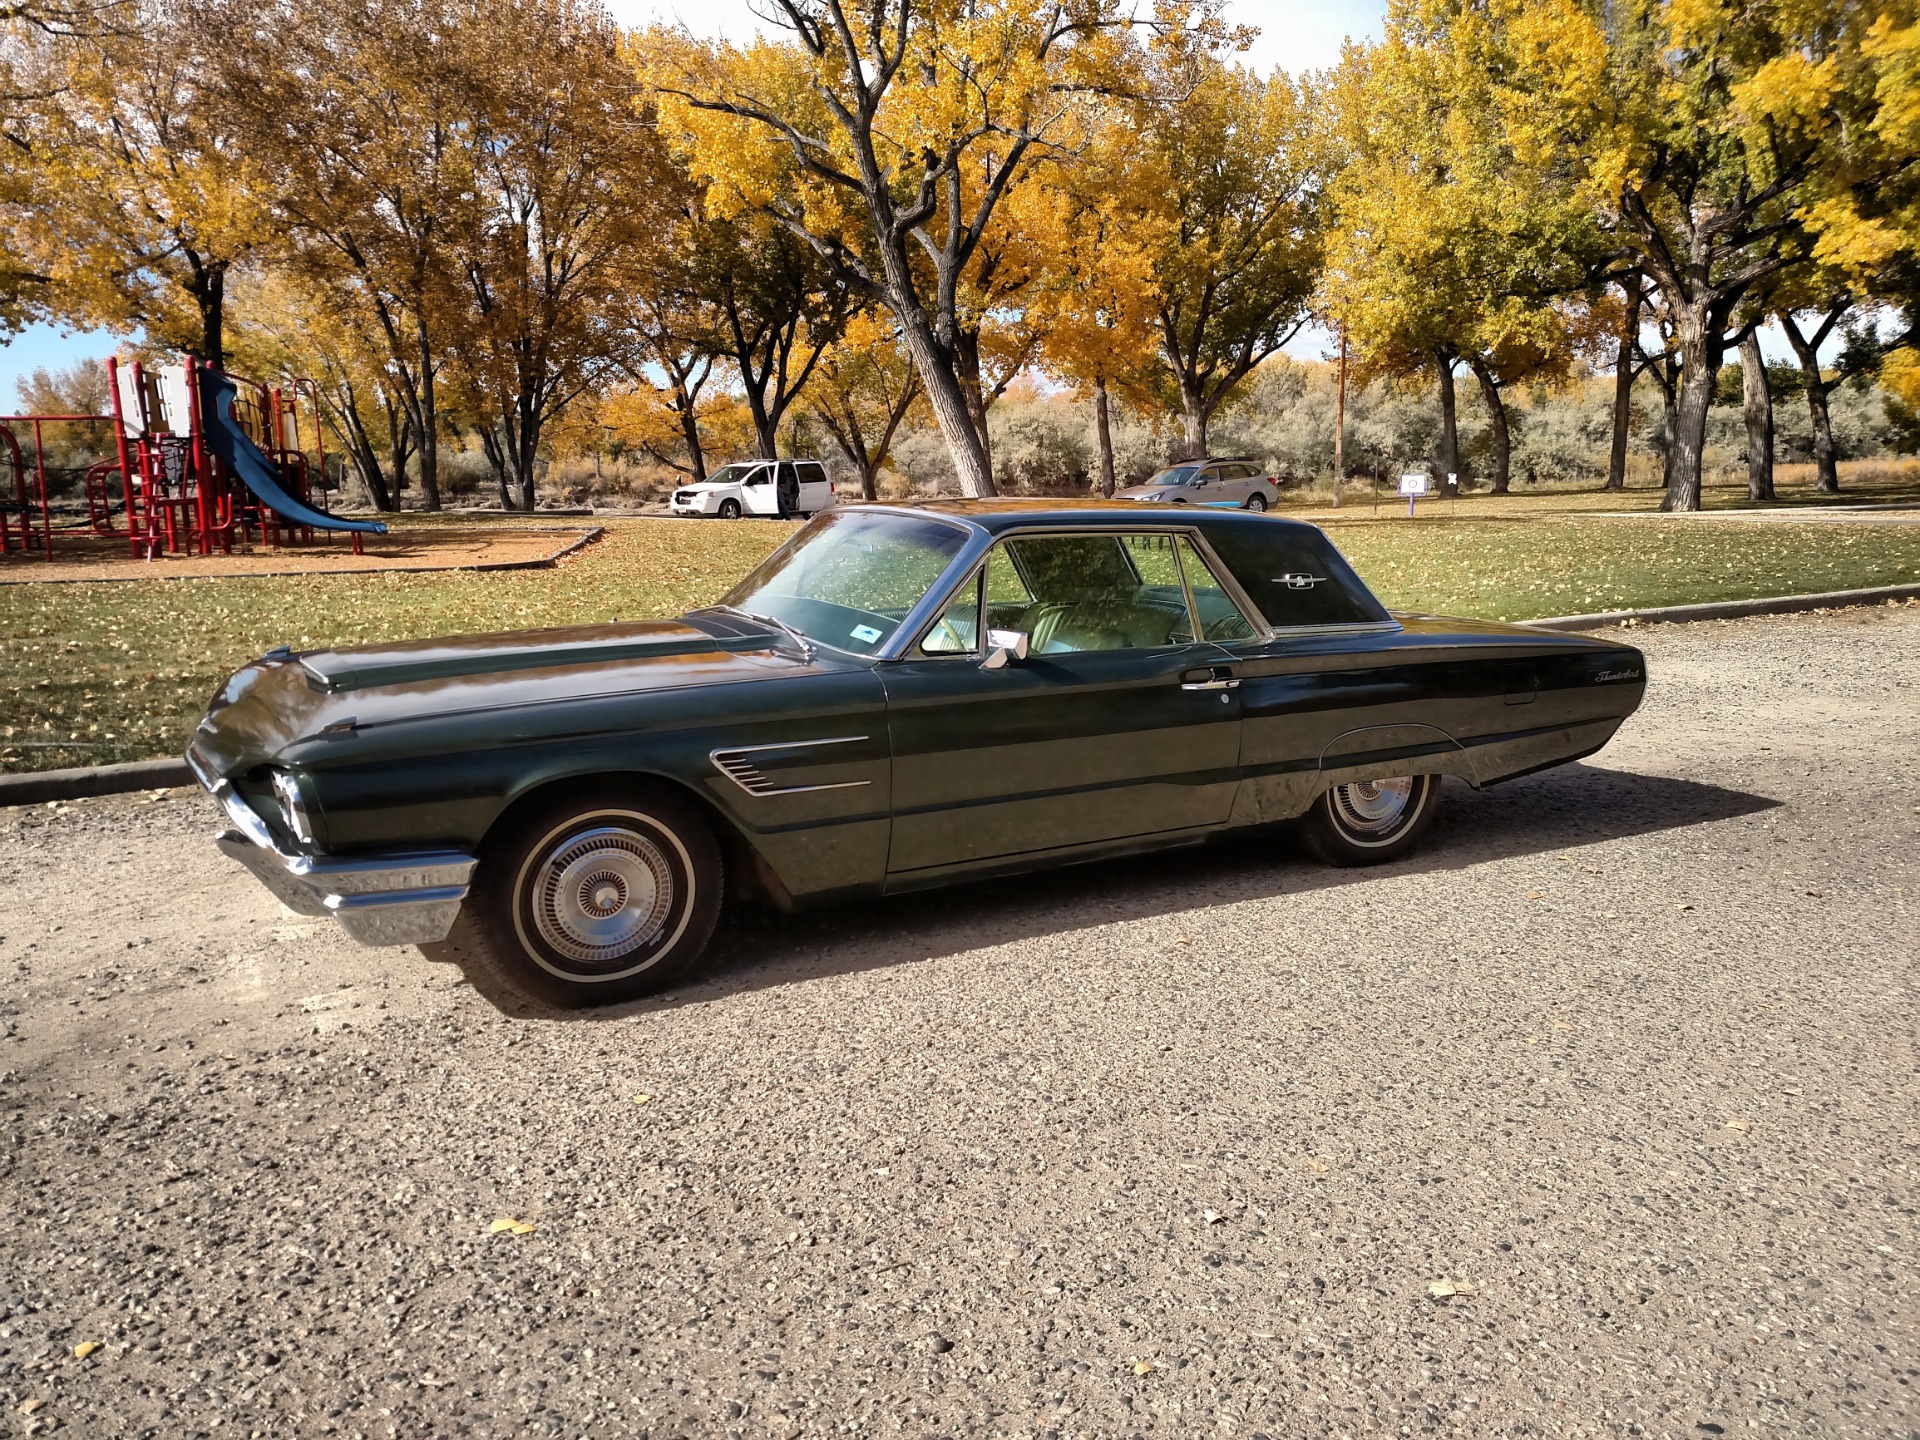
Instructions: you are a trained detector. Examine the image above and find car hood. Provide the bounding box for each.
[190,614,818,777]
[673,480,738,492]
[1115,485,1179,500]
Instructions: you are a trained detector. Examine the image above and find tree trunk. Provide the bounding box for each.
[1777,315,1840,495]
[1662,304,1718,512]
[1333,324,1347,507]
[1094,377,1116,498]
[1739,329,1774,503]
[384,396,412,506]
[1179,378,1209,460]
[953,327,996,480]
[1656,361,1678,491]
[196,262,227,372]
[415,315,441,511]
[1435,349,1460,493]
[510,389,543,513]
[1469,357,1511,495]
[1607,277,1641,491]
[893,309,996,497]
[678,400,707,481]
[480,425,513,510]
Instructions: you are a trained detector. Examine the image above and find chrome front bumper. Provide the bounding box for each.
[190,750,476,947]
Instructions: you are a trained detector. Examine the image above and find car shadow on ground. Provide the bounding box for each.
[429,763,1778,1019]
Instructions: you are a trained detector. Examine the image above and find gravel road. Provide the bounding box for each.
[1,606,1914,1440]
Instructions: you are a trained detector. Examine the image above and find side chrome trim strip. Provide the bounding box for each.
[709,735,875,797]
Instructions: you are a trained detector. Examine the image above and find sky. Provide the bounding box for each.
[0,0,1387,404]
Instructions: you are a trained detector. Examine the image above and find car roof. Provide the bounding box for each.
[882,497,1324,539]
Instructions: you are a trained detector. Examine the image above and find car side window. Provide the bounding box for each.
[1202,524,1392,628]
[1175,536,1257,641]
[993,533,1197,654]
[795,462,828,487]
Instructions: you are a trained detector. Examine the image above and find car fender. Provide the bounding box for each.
[1317,723,1474,788]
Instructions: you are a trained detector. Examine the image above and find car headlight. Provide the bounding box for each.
[271,769,315,845]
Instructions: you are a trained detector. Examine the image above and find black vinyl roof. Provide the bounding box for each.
[897,497,1324,539]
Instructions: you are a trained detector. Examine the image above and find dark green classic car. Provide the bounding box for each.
[189,501,1646,1005]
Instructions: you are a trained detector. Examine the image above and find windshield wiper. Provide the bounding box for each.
[714,604,814,661]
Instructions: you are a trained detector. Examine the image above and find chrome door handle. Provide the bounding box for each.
[1180,669,1241,691]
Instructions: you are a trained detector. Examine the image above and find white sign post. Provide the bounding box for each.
[1397,472,1430,516]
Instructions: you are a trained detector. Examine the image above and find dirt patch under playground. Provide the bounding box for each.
[0,523,600,583]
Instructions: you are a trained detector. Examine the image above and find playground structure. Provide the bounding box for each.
[0,356,386,561]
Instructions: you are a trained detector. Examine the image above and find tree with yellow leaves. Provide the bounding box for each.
[1577,0,1906,509]
[805,307,922,499]
[1030,119,1161,494]
[1325,2,1599,494]
[645,0,1234,497]
[1141,55,1325,460]
[5,0,264,363]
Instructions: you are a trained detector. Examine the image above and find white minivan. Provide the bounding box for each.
[668,459,836,519]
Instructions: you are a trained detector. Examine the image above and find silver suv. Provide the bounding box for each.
[1117,457,1280,511]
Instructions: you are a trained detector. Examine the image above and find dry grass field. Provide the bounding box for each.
[3,462,1917,773]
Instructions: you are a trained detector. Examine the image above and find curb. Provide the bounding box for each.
[0,526,603,587]
[1526,582,1920,631]
[0,758,192,808]
[7,580,1917,807]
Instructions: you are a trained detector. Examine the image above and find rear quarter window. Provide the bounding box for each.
[1202,523,1390,628]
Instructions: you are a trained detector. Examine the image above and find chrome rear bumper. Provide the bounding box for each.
[190,750,476,946]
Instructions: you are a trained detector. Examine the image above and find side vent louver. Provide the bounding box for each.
[710,736,873,798]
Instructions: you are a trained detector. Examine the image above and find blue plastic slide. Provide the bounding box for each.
[201,374,387,536]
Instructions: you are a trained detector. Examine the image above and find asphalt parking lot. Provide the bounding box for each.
[1,606,1915,1440]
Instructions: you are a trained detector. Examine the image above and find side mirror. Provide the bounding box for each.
[980,629,1030,670]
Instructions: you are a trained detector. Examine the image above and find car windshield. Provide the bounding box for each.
[1147,465,1202,488]
[705,463,765,485]
[717,510,970,655]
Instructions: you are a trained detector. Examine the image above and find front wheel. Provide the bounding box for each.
[1244,492,1268,512]
[451,787,724,1006]
[717,498,742,520]
[1299,774,1440,866]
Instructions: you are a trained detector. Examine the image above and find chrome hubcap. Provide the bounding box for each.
[1330,777,1416,837]
[531,827,674,966]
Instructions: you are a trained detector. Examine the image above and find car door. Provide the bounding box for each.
[1194,520,1451,823]
[881,530,1247,879]
[740,463,781,516]
[793,461,832,513]
[1183,464,1223,504]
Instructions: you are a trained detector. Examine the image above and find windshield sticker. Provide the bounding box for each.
[850,624,883,644]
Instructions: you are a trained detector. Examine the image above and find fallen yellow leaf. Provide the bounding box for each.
[1133,1361,1154,1376]
[1724,1119,1750,1133]
[19,1398,45,1414]
[489,1217,537,1235]
[1428,1278,1478,1298]
[72,1341,100,1359]
[632,1093,653,1104]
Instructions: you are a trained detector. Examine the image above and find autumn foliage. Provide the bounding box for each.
[0,0,1915,510]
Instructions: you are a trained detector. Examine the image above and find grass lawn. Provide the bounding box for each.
[3,499,1918,773]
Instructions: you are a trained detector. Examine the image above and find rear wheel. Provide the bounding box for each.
[1300,774,1440,866]
[1244,492,1268,512]
[452,786,724,1006]
[717,498,741,520]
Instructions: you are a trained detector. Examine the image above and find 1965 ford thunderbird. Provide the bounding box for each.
[189,500,1646,1005]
